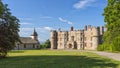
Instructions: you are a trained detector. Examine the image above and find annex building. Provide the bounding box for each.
[14,28,40,50]
[50,25,104,50]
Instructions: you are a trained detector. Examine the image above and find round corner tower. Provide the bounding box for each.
[92,27,100,50]
[50,30,58,49]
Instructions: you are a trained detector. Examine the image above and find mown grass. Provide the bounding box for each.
[0,50,120,68]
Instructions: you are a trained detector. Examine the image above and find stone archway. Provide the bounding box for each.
[68,44,72,48]
[74,42,77,49]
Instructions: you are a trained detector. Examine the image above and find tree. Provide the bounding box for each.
[41,39,51,49]
[0,0,20,58]
[99,0,120,52]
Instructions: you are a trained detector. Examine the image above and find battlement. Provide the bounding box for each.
[51,30,57,32]
[84,25,101,30]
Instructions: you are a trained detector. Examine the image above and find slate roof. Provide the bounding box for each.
[20,37,39,44]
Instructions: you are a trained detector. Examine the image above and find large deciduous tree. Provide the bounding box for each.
[0,0,20,58]
[101,0,120,51]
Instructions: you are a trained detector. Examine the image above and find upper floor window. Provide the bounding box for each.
[60,38,62,41]
[65,34,66,36]
[81,33,83,35]
[91,37,92,41]
[91,43,92,47]
[52,37,54,39]
[84,43,87,47]
[91,32,93,35]
[81,38,82,41]
[71,36,74,41]
[60,43,62,46]
[84,37,86,41]
[59,34,61,36]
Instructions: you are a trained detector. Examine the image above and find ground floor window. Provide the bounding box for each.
[24,44,26,48]
[91,43,92,47]
[84,43,87,47]
[33,44,35,48]
[80,44,82,48]
[37,46,39,48]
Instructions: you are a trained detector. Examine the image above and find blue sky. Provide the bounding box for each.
[3,0,107,42]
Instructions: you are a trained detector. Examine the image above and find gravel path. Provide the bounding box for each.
[64,50,120,61]
[88,51,120,61]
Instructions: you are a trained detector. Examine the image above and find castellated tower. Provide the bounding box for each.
[91,27,100,50]
[50,30,58,49]
[57,31,68,49]
[83,25,103,50]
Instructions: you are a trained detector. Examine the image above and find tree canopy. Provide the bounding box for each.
[98,0,120,52]
[41,39,51,49]
[0,0,20,58]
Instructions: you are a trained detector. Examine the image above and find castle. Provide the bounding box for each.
[50,25,104,50]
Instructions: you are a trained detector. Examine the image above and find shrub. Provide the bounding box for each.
[98,35,120,52]
[111,36,120,52]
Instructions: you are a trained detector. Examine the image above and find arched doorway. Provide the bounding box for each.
[68,44,72,48]
[74,42,77,49]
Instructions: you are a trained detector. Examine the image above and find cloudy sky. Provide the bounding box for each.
[3,0,107,42]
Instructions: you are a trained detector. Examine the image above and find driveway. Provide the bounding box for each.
[89,51,120,61]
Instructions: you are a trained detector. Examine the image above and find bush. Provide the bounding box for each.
[97,44,104,51]
[97,43,110,51]
[97,36,120,52]
[111,36,120,52]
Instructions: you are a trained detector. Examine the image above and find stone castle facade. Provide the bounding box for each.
[50,25,104,50]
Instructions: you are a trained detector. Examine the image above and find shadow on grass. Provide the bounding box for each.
[0,55,119,68]
[9,50,24,53]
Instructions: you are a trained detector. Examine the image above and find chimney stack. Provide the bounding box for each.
[70,26,74,31]
[100,26,104,35]
[84,25,87,30]
[58,28,61,31]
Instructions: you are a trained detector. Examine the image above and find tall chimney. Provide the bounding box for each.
[84,25,87,31]
[70,26,74,31]
[58,28,61,31]
[100,26,104,35]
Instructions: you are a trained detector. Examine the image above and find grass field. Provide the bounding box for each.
[0,50,120,68]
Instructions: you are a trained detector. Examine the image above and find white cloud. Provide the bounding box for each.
[59,17,73,25]
[73,0,96,9]
[44,27,54,31]
[20,22,32,25]
[19,18,34,21]
[39,16,53,19]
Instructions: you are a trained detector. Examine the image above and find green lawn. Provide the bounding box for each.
[0,50,120,68]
